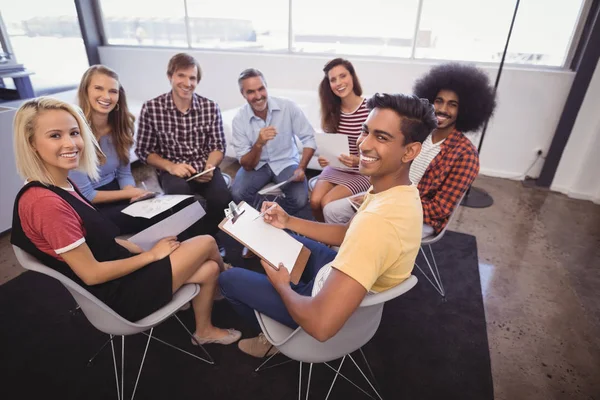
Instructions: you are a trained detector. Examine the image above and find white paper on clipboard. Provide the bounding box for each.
[314,133,351,170]
[220,203,302,272]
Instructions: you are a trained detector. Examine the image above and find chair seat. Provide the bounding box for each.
[258,182,285,196]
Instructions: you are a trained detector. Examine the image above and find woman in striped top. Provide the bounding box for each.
[310,58,371,221]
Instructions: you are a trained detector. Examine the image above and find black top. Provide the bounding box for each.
[11,180,173,321]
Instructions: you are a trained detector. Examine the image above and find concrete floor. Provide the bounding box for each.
[1,166,599,400]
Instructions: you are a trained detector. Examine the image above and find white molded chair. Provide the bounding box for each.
[255,269,418,400]
[308,176,319,192]
[12,246,213,400]
[414,192,466,298]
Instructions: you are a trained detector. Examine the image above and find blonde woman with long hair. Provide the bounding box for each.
[11,97,241,344]
[69,65,154,234]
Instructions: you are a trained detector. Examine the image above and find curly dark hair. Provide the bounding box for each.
[367,93,437,145]
[413,63,496,133]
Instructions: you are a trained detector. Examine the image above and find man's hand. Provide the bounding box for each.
[317,156,330,168]
[257,126,277,146]
[292,167,305,182]
[338,154,359,168]
[194,163,215,183]
[167,163,196,178]
[261,201,290,229]
[260,259,290,291]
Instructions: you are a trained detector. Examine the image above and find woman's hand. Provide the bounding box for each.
[148,236,180,261]
[338,154,359,168]
[318,156,330,168]
[123,186,152,202]
[261,202,289,230]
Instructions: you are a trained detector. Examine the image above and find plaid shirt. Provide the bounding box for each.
[135,92,226,172]
[417,130,479,234]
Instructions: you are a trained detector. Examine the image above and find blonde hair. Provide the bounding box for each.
[13,97,101,186]
[77,65,135,165]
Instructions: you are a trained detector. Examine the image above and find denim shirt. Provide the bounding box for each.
[231,97,316,175]
[69,134,136,201]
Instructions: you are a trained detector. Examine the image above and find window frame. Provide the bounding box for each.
[93,0,592,71]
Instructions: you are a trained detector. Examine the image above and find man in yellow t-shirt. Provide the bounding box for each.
[219,93,437,357]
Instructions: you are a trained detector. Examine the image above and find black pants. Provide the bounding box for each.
[95,180,156,235]
[159,167,232,237]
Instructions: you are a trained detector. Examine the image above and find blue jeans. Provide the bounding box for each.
[218,234,337,331]
[231,164,308,216]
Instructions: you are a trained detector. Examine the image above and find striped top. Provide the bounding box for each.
[318,98,372,195]
[409,134,445,185]
[335,98,370,172]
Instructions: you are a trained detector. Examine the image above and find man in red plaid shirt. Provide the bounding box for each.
[322,63,496,237]
[411,63,496,235]
[136,53,232,238]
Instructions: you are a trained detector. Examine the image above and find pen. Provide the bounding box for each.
[253,203,277,221]
[141,182,148,190]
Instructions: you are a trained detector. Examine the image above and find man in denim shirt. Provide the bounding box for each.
[231,69,316,216]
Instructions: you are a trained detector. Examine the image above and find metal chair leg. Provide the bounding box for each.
[358,348,383,396]
[110,335,121,400]
[322,361,376,399]
[88,336,114,366]
[305,363,313,400]
[414,245,445,297]
[131,327,153,400]
[172,314,215,364]
[325,356,346,400]
[298,361,302,400]
[349,354,383,400]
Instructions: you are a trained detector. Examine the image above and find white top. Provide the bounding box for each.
[409,134,445,185]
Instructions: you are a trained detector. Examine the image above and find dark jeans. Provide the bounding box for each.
[159,167,233,237]
[218,234,337,331]
[95,180,155,235]
[231,164,308,216]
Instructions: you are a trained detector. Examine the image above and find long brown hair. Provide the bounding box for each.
[77,65,135,165]
[319,58,363,133]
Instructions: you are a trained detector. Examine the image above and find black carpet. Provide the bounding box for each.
[0,231,493,400]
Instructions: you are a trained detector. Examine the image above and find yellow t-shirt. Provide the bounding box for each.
[331,184,422,293]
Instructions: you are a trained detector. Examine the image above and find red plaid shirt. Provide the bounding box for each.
[417,130,479,234]
[135,92,226,172]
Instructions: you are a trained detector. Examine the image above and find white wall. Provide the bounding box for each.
[551,60,600,204]
[99,46,575,180]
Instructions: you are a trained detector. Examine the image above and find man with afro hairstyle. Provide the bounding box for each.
[410,63,496,236]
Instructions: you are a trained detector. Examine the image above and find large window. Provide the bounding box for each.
[98,0,588,68]
[292,0,420,57]
[415,0,585,66]
[186,0,288,51]
[0,0,89,93]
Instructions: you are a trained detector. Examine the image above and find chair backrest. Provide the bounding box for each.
[12,246,151,335]
[257,274,418,364]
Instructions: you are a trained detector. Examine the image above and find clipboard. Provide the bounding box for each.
[218,201,311,284]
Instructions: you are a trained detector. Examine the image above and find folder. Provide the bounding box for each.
[314,132,352,170]
[218,202,310,284]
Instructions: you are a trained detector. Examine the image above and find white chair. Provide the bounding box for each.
[414,192,466,298]
[12,246,213,400]
[254,270,418,400]
[308,176,319,192]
